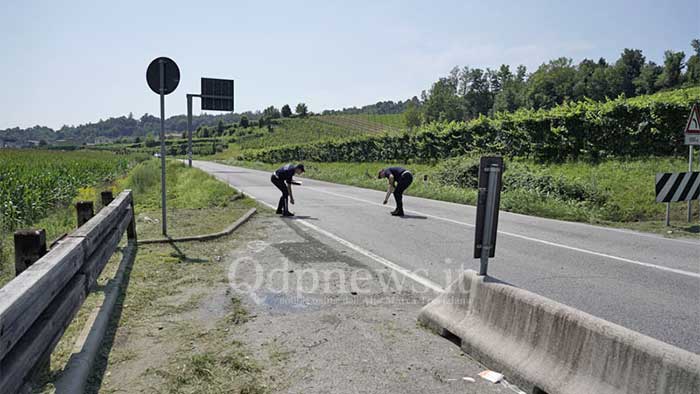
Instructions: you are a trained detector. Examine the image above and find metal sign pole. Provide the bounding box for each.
[159,59,168,236]
[666,202,671,227]
[187,94,193,168]
[479,164,500,276]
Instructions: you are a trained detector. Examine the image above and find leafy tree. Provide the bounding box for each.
[423,77,463,122]
[144,133,157,147]
[295,103,308,117]
[217,120,225,136]
[281,104,292,118]
[239,115,249,128]
[493,66,527,113]
[657,50,686,89]
[404,101,423,129]
[613,49,646,97]
[463,68,493,118]
[526,57,577,109]
[198,126,210,138]
[634,62,663,95]
[685,39,700,85]
[263,106,281,120]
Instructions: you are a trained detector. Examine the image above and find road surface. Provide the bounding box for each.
[195,161,700,353]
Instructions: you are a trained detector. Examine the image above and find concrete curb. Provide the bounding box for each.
[418,270,700,394]
[137,207,257,244]
[54,242,137,394]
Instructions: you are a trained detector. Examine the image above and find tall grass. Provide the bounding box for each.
[120,160,237,209]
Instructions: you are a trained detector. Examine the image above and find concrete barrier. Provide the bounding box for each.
[418,270,700,394]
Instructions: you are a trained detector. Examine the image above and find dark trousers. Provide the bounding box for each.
[271,175,290,213]
[393,172,413,213]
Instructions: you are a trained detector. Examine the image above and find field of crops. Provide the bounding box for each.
[0,149,147,231]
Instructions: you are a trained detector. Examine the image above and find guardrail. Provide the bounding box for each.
[0,190,137,393]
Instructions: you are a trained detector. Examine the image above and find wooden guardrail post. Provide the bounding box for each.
[127,198,137,242]
[76,201,94,227]
[101,190,114,207]
[14,229,47,275]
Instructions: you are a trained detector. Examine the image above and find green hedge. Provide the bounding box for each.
[246,87,700,163]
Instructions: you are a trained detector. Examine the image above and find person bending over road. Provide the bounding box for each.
[271,163,305,217]
[378,166,413,216]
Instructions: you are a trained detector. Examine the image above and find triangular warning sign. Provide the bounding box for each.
[685,103,700,134]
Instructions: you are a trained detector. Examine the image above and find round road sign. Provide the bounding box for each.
[146,57,180,95]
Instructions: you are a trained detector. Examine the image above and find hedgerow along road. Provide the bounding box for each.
[194,160,700,354]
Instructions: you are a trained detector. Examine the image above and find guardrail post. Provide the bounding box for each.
[101,190,114,207]
[76,201,94,227]
[127,198,137,242]
[14,229,47,275]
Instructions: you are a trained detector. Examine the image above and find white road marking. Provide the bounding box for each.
[202,161,699,246]
[296,219,445,293]
[230,185,445,293]
[308,187,700,280]
[199,162,700,280]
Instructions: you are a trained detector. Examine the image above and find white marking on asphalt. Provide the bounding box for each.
[308,187,700,280]
[198,162,700,279]
[296,219,445,293]
[230,185,445,293]
[198,161,698,246]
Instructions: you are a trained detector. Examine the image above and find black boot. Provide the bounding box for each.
[390,210,404,217]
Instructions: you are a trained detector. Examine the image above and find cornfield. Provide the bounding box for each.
[0,149,146,231]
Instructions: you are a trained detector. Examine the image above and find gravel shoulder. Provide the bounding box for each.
[227,215,515,394]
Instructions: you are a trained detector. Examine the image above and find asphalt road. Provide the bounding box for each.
[195,161,700,353]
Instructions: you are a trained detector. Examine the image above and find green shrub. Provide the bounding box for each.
[245,87,700,163]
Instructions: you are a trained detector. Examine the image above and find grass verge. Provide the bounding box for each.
[32,160,268,394]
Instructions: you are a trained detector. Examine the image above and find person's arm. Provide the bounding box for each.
[383,175,394,204]
[288,182,294,204]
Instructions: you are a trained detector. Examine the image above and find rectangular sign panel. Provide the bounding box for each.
[655,172,700,202]
[201,78,234,111]
[685,134,700,146]
[474,156,503,259]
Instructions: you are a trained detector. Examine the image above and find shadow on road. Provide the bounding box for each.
[399,214,428,220]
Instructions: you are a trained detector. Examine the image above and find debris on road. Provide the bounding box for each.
[463,377,475,382]
[478,370,504,383]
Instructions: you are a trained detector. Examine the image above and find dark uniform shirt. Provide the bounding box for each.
[275,164,298,183]
[382,166,407,180]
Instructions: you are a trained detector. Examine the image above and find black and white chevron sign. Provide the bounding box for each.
[655,172,700,203]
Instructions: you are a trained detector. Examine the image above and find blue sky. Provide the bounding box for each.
[0,0,698,129]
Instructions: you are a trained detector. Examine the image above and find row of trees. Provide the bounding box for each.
[416,40,700,124]
[260,103,309,122]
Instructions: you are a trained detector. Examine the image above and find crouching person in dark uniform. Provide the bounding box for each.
[271,163,305,216]
[378,166,413,216]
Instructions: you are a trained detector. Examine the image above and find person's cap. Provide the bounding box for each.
[297,164,305,172]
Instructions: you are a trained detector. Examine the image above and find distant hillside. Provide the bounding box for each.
[0,111,261,147]
[321,97,420,115]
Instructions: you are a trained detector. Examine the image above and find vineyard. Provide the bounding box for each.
[0,149,147,231]
[245,87,700,163]
[236,113,407,150]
